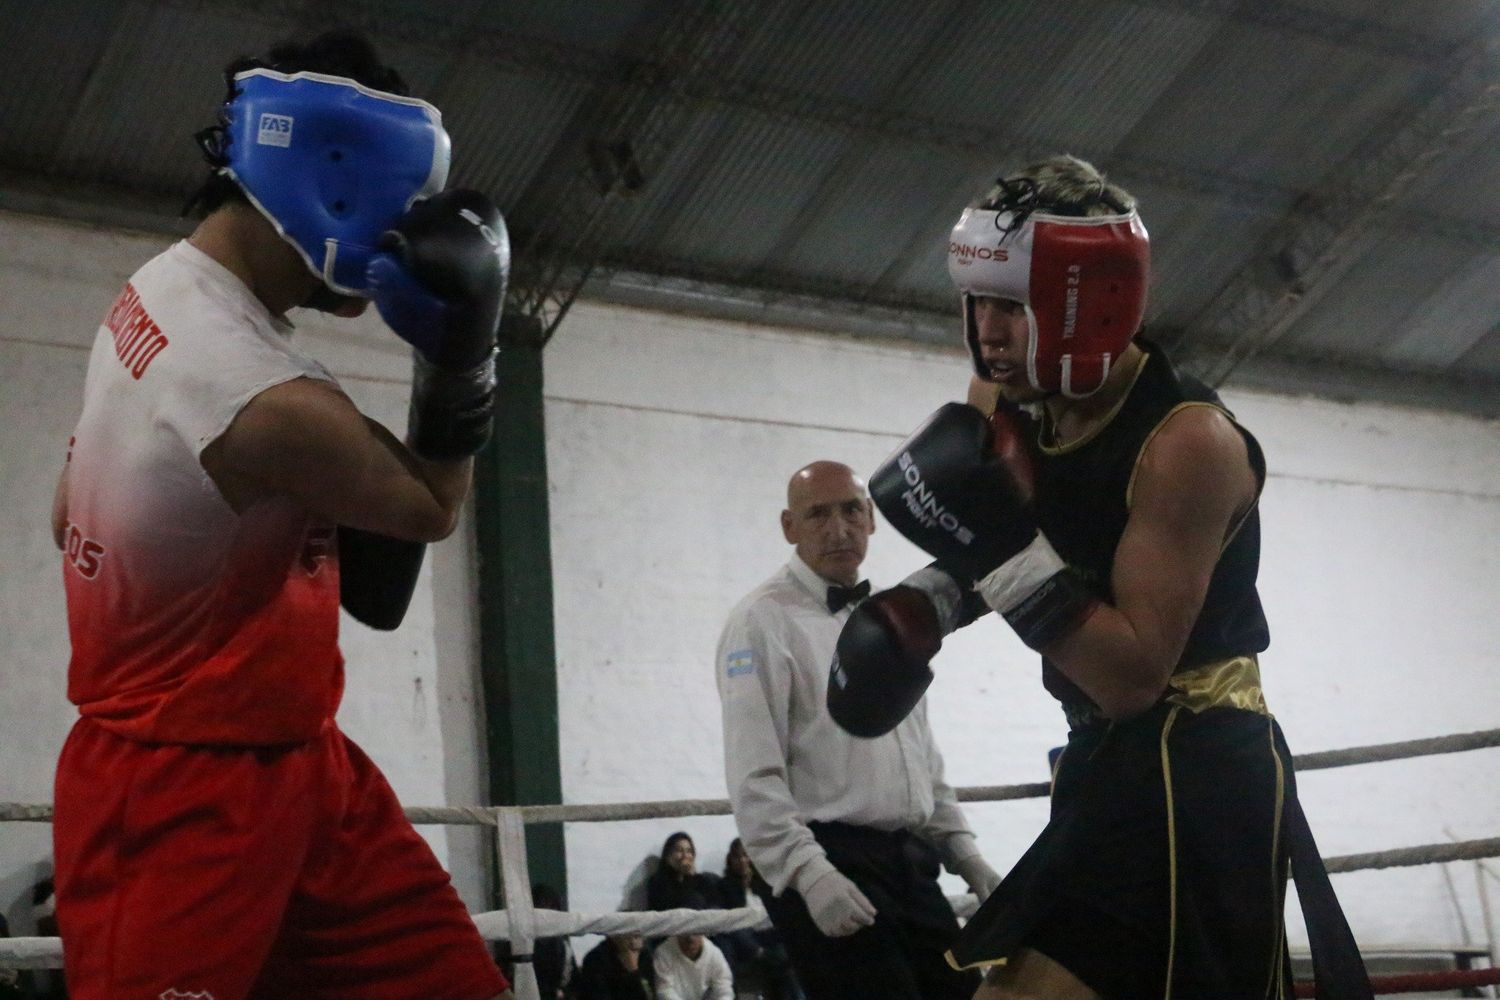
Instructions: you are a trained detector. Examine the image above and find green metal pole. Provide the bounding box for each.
[474,312,566,905]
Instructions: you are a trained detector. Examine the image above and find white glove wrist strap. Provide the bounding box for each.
[899,566,964,634]
[976,533,1066,614]
[791,855,838,896]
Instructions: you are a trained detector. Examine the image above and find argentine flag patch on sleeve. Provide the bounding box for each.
[725,648,755,678]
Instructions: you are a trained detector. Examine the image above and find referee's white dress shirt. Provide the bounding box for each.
[716,554,981,897]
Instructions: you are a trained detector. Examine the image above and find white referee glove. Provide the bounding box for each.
[950,854,1003,902]
[954,857,1002,905]
[799,867,877,938]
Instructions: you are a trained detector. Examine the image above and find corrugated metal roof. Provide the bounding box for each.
[2,0,1499,415]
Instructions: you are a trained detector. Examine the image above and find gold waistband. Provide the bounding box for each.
[1164,655,1269,715]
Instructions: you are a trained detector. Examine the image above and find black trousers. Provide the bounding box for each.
[762,822,979,1000]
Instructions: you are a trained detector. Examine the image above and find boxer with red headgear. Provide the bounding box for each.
[830,156,1370,999]
[949,176,1149,398]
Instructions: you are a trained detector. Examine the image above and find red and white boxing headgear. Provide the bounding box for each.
[948,205,1150,397]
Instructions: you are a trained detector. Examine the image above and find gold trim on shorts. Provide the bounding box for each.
[1164,655,1269,716]
[1161,704,1184,999]
[1264,714,1289,1000]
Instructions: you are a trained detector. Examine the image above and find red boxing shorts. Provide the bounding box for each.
[53,717,508,1000]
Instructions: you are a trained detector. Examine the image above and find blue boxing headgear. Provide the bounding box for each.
[218,68,451,296]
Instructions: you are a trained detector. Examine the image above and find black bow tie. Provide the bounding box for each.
[827,580,871,613]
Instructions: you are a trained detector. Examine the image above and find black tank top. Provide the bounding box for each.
[1024,340,1271,708]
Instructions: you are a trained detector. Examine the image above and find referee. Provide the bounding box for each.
[715,460,1000,1000]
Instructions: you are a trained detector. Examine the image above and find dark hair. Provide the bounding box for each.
[184,29,409,219]
[660,831,694,862]
[531,882,564,910]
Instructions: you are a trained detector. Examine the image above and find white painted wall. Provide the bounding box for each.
[3,209,1499,960]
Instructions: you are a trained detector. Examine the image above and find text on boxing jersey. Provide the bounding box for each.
[104,282,169,379]
[62,523,106,580]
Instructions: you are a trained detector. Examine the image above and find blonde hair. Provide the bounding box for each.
[979,153,1136,217]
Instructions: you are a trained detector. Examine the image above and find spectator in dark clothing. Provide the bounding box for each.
[0,911,23,1000]
[29,879,67,1000]
[646,833,721,913]
[717,839,804,1000]
[575,933,655,1000]
[512,883,575,1000]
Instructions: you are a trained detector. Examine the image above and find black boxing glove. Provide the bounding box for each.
[871,403,1034,577]
[367,189,510,459]
[337,525,426,631]
[828,566,967,738]
[871,403,1097,651]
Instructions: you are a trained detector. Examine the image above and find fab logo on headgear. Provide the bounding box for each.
[212,68,451,297]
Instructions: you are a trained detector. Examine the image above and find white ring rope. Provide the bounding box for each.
[0,937,59,970]
[3,726,1498,975]
[476,892,978,942]
[476,904,770,940]
[0,901,974,971]
[495,807,540,1000]
[5,726,1497,826]
[1323,836,1500,874]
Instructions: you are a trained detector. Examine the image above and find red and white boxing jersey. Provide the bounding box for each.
[62,241,344,745]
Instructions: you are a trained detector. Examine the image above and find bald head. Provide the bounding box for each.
[781,460,874,586]
[787,461,864,508]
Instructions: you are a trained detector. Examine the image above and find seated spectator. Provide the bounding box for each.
[531,883,577,1000]
[717,838,803,1000]
[646,832,721,912]
[0,911,22,1000]
[576,931,655,1000]
[653,917,733,1000]
[29,879,65,1000]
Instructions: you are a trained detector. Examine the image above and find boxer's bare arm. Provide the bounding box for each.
[51,463,69,549]
[1043,405,1257,718]
[201,376,471,542]
[977,948,1099,999]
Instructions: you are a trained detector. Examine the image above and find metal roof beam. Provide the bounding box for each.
[1128,0,1471,65]
[191,0,1467,76]
[746,2,969,277]
[146,0,1500,256]
[497,0,764,340]
[593,248,952,318]
[483,29,1500,258]
[1175,36,1500,386]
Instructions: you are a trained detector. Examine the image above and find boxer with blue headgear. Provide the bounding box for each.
[214,68,451,297]
[52,31,515,999]
[188,35,511,625]
[194,58,452,301]
[191,36,510,463]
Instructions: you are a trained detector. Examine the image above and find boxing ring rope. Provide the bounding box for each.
[6,726,1499,828]
[1293,967,1500,998]
[3,726,1499,997]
